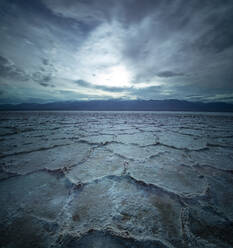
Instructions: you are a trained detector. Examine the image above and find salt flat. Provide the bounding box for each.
[0,111,233,248]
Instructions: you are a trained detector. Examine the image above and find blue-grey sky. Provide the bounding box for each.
[0,0,233,103]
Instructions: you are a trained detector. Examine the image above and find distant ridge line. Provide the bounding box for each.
[0,99,233,112]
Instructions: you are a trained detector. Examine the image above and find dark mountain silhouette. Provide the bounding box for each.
[0,99,233,112]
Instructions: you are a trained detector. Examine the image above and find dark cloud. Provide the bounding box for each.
[193,4,233,53]
[32,58,58,87]
[156,71,185,78]
[33,73,56,87]
[33,72,52,84]
[39,82,50,87]
[0,56,8,66]
[39,82,55,87]
[42,58,49,66]
[0,55,55,87]
[0,55,29,81]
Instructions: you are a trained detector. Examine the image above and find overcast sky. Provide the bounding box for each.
[0,0,233,104]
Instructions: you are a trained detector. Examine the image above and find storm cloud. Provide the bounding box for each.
[156,71,185,78]
[0,0,233,103]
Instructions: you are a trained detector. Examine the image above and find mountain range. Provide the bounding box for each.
[1,99,233,112]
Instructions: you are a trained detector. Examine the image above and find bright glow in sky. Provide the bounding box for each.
[94,65,132,88]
